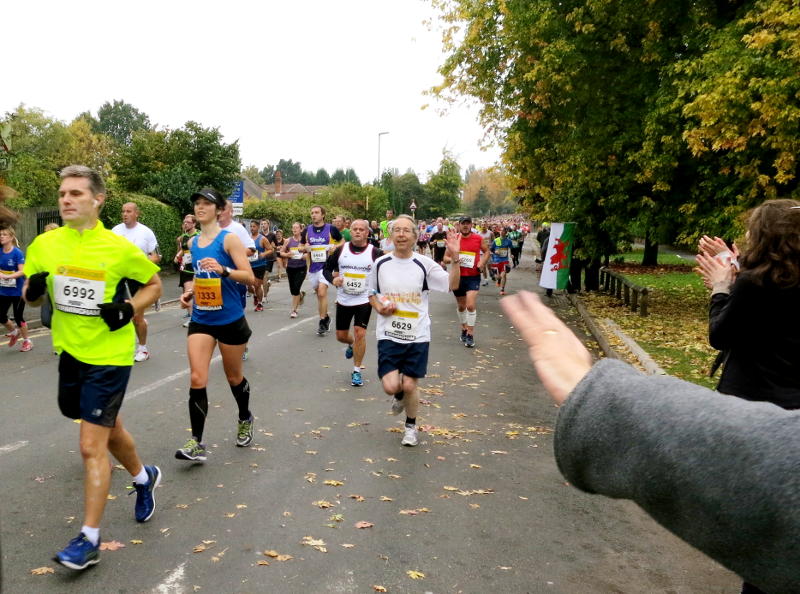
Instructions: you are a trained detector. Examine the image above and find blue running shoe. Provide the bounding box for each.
[55,533,100,570]
[132,465,162,523]
[351,370,363,387]
[345,345,354,359]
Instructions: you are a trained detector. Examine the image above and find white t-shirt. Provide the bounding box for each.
[368,252,450,344]
[221,221,256,251]
[111,222,158,255]
[336,243,377,307]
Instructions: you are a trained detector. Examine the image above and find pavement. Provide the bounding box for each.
[0,250,738,593]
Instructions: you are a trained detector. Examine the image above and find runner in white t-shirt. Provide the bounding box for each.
[368,215,461,447]
[112,202,161,362]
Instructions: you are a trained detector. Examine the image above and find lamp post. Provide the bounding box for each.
[369,131,389,217]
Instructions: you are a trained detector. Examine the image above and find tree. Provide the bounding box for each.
[260,164,275,184]
[330,168,347,185]
[471,187,492,216]
[422,152,462,218]
[344,168,361,186]
[315,168,331,185]
[92,100,151,146]
[274,159,304,183]
[241,165,265,185]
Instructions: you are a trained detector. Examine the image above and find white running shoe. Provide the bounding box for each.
[134,345,150,362]
[401,424,419,447]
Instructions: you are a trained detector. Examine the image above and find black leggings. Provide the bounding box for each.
[287,266,307,296]
[0,295,24,325]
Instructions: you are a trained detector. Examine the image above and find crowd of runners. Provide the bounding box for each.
[1,165,535,571]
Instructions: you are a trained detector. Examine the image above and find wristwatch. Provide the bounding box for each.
[221,266,232,278]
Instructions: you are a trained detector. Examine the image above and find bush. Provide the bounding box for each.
[100,190,182,268]
[243,195,356,233]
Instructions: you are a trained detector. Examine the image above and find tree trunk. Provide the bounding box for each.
[642,229,659,266]
[584,259,602,291]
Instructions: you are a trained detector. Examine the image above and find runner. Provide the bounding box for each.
[323,219,383,387]
[302,205,342,335]
[273,228,286,280]
[111,202,161,362]
[259,218,278,295]
[508,224,523,268]
[24,165,162,570]
[279,222,309,318]
[379,209,395,240]
[491,227,513,296]
[478,223,494,286]
[428,221,448,269]
[369,220,382,247]
[369,215,461,446]
[218,201,255,360]
[176,188,256,463]
[416,221,430,255]
[452,215,489,348]
[0,227,32,352]
[175,214,199,327]
[248,220,272,312]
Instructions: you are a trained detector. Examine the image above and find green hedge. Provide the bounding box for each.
[243,195,355,233]
[100,190,182,268]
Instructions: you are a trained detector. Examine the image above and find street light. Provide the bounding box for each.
[369,131,389,217]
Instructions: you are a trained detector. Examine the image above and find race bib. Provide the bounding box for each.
[511,240,519,248]
[181,252,192,266]
[290,248,304,260]
[342,272,367,295]
[310,246,328,263]
[386,310,419,341]
[0,271,15,288]
[458,251,477,269]
[248,252,259,262]
[496,248,509,258]
[194,277,223,311]
[53,266,106,316]
[436,240,445,248]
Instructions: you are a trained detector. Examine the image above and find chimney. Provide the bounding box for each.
[274,171,283,196]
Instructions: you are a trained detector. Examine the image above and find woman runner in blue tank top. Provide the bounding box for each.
[175,188,256,464]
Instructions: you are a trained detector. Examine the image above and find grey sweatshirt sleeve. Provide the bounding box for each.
[554,359,800,593]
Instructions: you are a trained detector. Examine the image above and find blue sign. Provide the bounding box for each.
[229,181,244,203]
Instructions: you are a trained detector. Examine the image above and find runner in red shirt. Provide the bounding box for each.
[451,216,489,348]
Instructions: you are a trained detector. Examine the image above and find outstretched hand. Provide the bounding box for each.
[500,291,593,404]
[444,229,461,258]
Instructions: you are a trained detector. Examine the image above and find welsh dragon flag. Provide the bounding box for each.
[538,222,575,290]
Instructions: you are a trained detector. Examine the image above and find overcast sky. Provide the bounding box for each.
[5,0,500,183]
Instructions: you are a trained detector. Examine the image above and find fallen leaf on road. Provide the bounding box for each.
[443,486,459,491]
[257,560,270,566]
[324,480,344,486]
[491,450,508,455]
[224,513,236,518]
[313,500,334,509]
[355,521,374,529]
[329,514,344,522]
[302,536,327,552]
[305,450,318,455]
[386,427,403,433]
[264,550,279,558]
[363,458,374,463]
[277,554,293,561]
[399,509,419,516]
[100,540,126,551]
[498,566,512,570]
[373,586,387,592]
[106,494,117,500]
[407,570,425,579]
[469,503,480,509]
[386,457,398,462]
[176,504,189,509]
[379,496,393,502]
[349,494,365,502]
[470,464,482,469]
[341,544,355,548]
[305,472,317,483]
[30,566,55,575]
[236,504,247,509]
[387,474,401,479]
[130,539,143,545]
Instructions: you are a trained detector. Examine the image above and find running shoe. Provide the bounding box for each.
[345,345,354,359]
[242,347,249,361]
[175,438,207,462]
[132,465,162,523]
[236,414,255,447]
[322,315,331,332]
[464,334,475,348]
[134,345,150,362]
[482,279,489,286]
[500,290,506,296]
[460,328,468,343]
[290,310,298,318]
[7,329,19,348]
[317,318,327,335]
[255,303,263,312]
[351,371,363,387]
[153,299,161,312]
[20,339,32,352]
[391,393,405,416]
[182,319,191,328]
[401,424,419,447]
[253,296,259,308]
[54,533,100,570]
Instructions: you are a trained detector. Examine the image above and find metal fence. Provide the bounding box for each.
[15,207,62,250]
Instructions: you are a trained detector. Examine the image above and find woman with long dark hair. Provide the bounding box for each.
[697,199,800,594]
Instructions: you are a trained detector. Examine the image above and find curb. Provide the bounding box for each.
[566,294,620,360]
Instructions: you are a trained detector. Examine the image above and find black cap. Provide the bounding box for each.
[458,215,472,224]
[191,187,226,208]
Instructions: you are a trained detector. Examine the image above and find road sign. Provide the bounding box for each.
[229,181,244,216]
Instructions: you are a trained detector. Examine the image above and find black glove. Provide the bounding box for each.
[25,271,49,301]
[97,302,134,331]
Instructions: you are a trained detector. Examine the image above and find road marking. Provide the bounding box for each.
[126,316,315,401]
[0,440,29,456]
[152,561,186,594]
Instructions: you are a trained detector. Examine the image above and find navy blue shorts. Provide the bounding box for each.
[377,340,429,379]
[452,275,481,297]
[58,352,132,427]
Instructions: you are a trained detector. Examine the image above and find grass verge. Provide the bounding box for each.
[581,253,717,388]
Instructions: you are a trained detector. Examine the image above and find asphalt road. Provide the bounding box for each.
[0,255,738,593]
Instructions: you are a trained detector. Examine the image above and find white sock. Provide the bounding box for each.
[354,366,361,373]
[466,310,477,328]
[81,525,100,545]
[132,467,149,485]
[457,309,467,324]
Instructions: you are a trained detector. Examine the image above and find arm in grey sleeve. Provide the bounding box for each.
[554,358,800,592]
